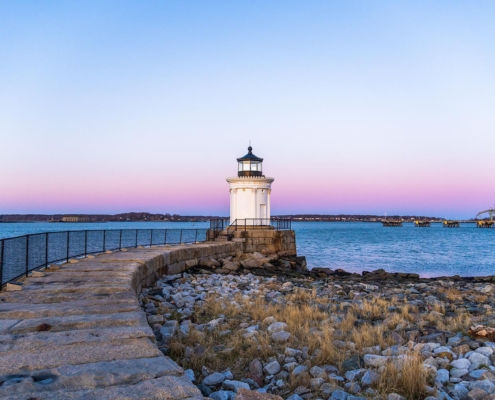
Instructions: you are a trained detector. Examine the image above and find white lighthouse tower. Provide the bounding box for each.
[227,146,274,223]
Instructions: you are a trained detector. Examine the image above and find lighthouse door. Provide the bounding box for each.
[260,204,267,221]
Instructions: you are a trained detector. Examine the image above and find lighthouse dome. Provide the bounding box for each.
[237,146,263,177]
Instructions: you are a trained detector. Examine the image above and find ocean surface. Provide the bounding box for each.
[1,221,494,278]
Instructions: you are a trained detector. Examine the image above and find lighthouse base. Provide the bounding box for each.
[208,228,296,256]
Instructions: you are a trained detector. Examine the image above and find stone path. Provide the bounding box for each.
[0,243,241,399]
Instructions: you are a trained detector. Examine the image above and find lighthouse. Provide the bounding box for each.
[226,146,274,223]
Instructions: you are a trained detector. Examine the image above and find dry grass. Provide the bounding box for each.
[375,352,433,399]
[438,287,463,302]
[166,285,475,398]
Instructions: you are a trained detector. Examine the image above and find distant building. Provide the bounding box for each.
[62,216,90,222]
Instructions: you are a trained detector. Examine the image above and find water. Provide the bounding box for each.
[1,221,494,278]
[0,221,209,239]
[294,221,495,278]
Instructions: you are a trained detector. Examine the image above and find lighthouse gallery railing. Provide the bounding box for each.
[0,228,207,287]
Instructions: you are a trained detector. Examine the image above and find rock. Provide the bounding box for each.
[452,383,469,400]
[223,380,250,393]
[480,285,494,293]
[283,362,298,372]
[467,388,487,400]
[468,352,491,370]
[362,345,381,355]
[469,370,486,379]
[292,365,308,376]
[387,394,406,400]
[147,315,164,324]
[215,268,230,274]
[476,347,494,356]
[470,380,495,394]
[267,322,289,333]
[361,370,381,386]
[221,369,234,380]
[451,368,469,378]
[249,359,263,376]
[320,383,340,395]
[235,388,284,399]
[363,354,388,368]
[264,361,281,375]
[310,377,325,390]
[331,390,349,400]
[345,382,361,394]
[223,261,239,271]
[342,355,364,372]
[437,369,450,384]
[286,395,304,400]
[200,257,221,268]
[209,390,236,400]
[285,348,302,357]
[310,366,326,378]
[160,320,178,338]
[262,316,277,324]
[451,359,471,370]
[241,258,264,269]
[469,326,495,342]
[345,369,366,382]
[453,344,471,355]
[185,369,196,382]
[197,383,213,396]
[272,331,291,342]
[203,372,226,386]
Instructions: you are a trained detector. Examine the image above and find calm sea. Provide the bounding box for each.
[1,221,494,278]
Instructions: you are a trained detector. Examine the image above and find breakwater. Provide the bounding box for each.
[0,241,262,399]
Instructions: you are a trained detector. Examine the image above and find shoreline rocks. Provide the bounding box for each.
[140,254,495,399]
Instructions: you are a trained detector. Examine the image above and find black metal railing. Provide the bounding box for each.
[0,228,207,287]
[209,218,231,239]
[227,218,291,234]
[209,218,231,231]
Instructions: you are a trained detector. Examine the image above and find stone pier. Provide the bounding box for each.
[0,241,249,399]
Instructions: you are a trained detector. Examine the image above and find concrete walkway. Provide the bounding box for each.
[0,243,241,399]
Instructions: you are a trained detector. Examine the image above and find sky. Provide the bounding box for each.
[1,1,494,219]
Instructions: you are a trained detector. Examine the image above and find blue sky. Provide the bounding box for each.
[1,1,494,218]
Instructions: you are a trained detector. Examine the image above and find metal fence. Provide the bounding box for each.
[0,228,207,287]
[228,218,292,232]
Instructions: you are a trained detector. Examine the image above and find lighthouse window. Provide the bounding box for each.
[242,161,250,171]
[251,163,258,171]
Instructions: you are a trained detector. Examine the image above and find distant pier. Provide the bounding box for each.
[477,221,494,228]
[443,220,460,228]
[382,220,403,227]
[414,221,431,227]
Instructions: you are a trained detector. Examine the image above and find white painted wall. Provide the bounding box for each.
[226,177,274,222]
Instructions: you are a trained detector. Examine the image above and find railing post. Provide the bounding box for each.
[150,230,152,247]
[119,230,122,250]
[179,229,183,244]
[0,239,4,286]
[45,233,49,267]
[66,231,70,262]
[194,229,198,243]
[25,236,30,277]
[84,231,88,257]
[135,230,138,248]
[103,230,106,252]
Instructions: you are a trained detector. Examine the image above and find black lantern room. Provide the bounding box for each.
[237,146,263,177]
